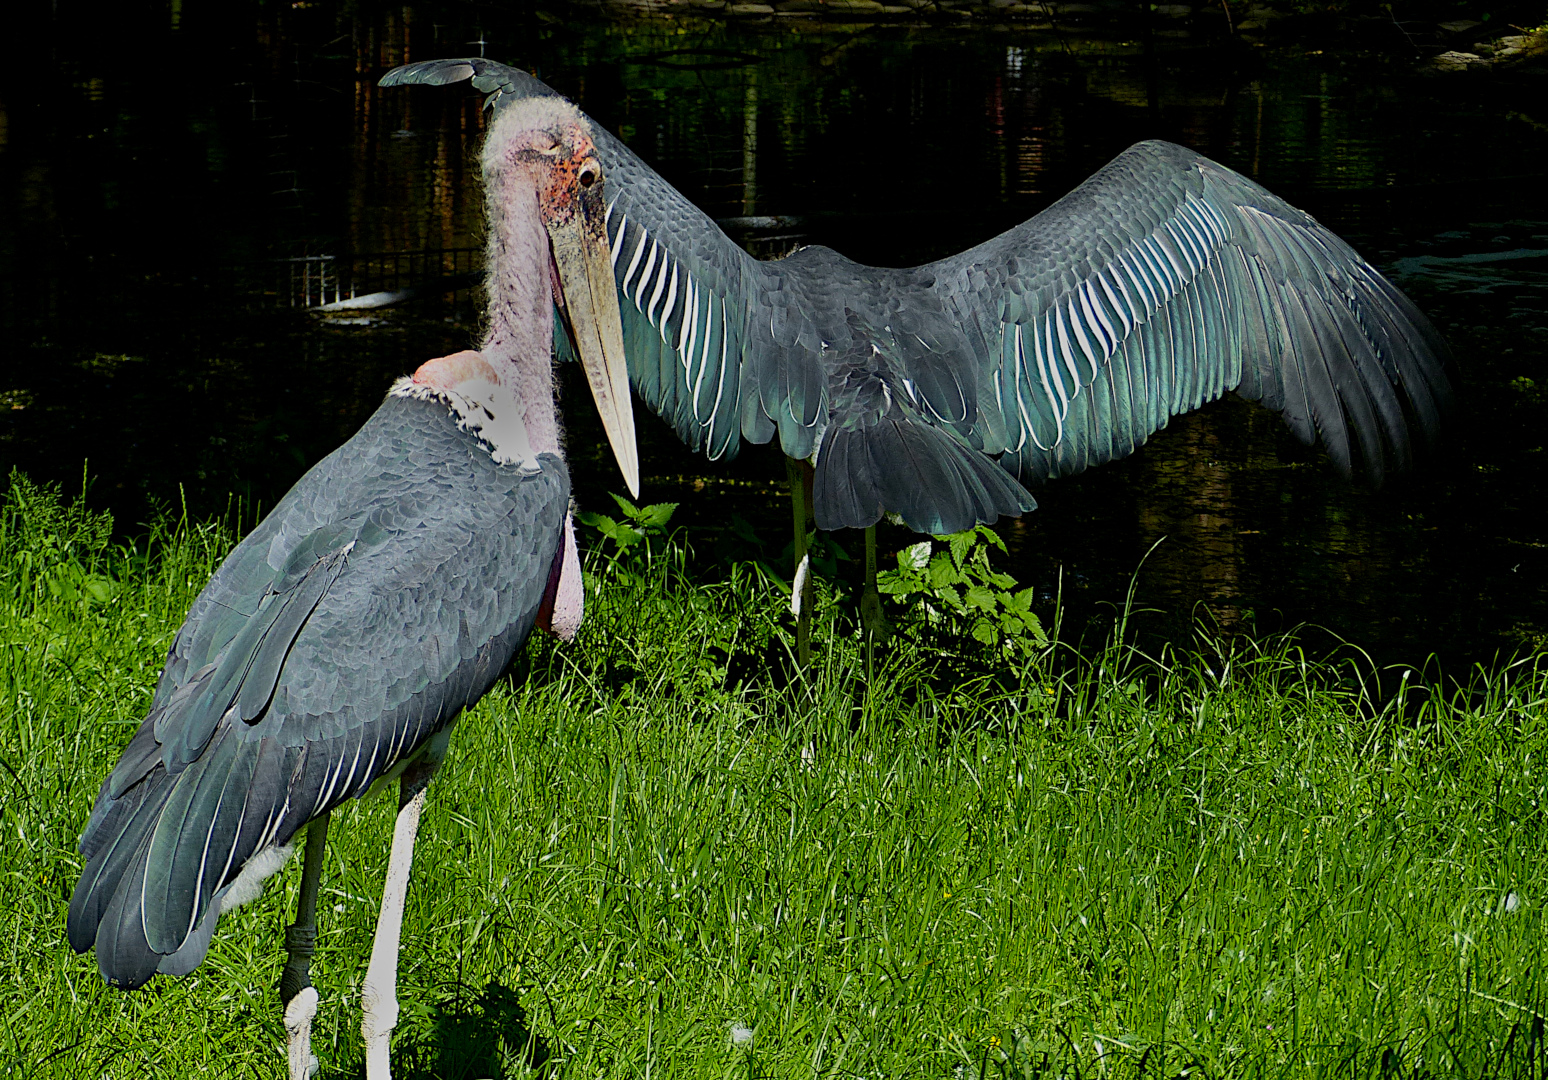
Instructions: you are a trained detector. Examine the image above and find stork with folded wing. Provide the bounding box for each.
[69,92,638,1078]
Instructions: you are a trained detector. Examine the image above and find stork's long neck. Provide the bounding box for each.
[483,179,560,457]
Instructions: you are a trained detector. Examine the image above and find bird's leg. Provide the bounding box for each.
[785,457,816,671]
[281,811,330,1080]
[361,757,441,1079]
[859,525,892,679]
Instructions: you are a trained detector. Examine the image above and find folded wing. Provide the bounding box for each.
[69,394,567,987]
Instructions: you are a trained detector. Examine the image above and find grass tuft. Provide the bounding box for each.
[1,472,1545,1078]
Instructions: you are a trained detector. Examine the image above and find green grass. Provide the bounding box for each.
[1,471,1546,1079]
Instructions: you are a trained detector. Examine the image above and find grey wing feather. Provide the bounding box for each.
[379,57,562,109]
[596,128,759,463]
[69,393,568,988]
[940,140,1451,488]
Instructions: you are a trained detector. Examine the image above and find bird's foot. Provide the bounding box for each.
[284,985,321,1079]
[361,984,401,1079]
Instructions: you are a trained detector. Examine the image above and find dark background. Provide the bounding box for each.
[2,0,1546,667]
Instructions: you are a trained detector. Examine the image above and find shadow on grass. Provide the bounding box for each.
[391,981,550,1080]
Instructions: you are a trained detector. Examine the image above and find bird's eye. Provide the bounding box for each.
[578,160,601,188]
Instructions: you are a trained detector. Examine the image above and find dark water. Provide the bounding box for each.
[3,1,1546,667]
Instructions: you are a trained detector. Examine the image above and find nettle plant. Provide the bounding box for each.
[576,494,682,583]
[877,524,1047,658]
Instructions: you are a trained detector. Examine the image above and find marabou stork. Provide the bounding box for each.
[382,59,1450,650]
[67,93,638,1079]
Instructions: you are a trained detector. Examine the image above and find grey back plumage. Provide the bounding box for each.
[383,60,1450,536]
[69,392,568,988]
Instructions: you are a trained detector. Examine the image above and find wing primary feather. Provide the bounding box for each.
[186,753,246,941]
[1164,218,1195,275]
[1180,275,1207,410]
[1015,324,1043,451]
[609,215,627,270]
[1053,305,1083,392]
[712,301,730,422]
[691,299,717,421]
[1046,317,1074,420]
[1014,325,1042,454]
[659,263,680,345]
[1201,258,1240,390]
[1118,251,1159,314]
[143,732,238,952]
[620,225,648,293]
[1033,318,1067,446]
[1067,296,1101,379]
[695,291,716,414]
[1097,268,1136,336]
[646,253,670,327]
[1080,281,1117,358]
[1138,237,1178,301]
[680,276,701,375]
[706,329,732,447]
[636,240,661,312]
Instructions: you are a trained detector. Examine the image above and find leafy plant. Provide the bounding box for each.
[877,524,1047,658]
[0,469,118,611]
[576,494,680,582]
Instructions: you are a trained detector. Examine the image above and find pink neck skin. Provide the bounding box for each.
[479,165,561,457]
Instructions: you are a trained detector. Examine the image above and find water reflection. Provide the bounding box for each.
[2,1,1546,665]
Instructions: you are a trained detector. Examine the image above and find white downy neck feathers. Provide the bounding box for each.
[390,375,541,471]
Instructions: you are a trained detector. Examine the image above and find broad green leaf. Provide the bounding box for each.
[965,585,997,613]
[948,531,974,568]
[636,502,679,529]
[927,556,964,591]
[1004,588,1034,613]
[978,525,1008,554]
[899,541,932,572]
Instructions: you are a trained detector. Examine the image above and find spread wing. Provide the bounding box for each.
[382,62,1451,536]
[936,139,1450,488]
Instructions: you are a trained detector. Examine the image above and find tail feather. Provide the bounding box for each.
[92,834,162,989]
[814,416,1035,534]
[143,730,249,955]
[69,728,266,987]
[68,780,170,957]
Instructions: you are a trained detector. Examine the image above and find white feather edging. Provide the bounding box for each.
[390,376,540,471]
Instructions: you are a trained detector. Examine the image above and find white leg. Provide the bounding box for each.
[361,780,430,1080]
[282,812,330,1080]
